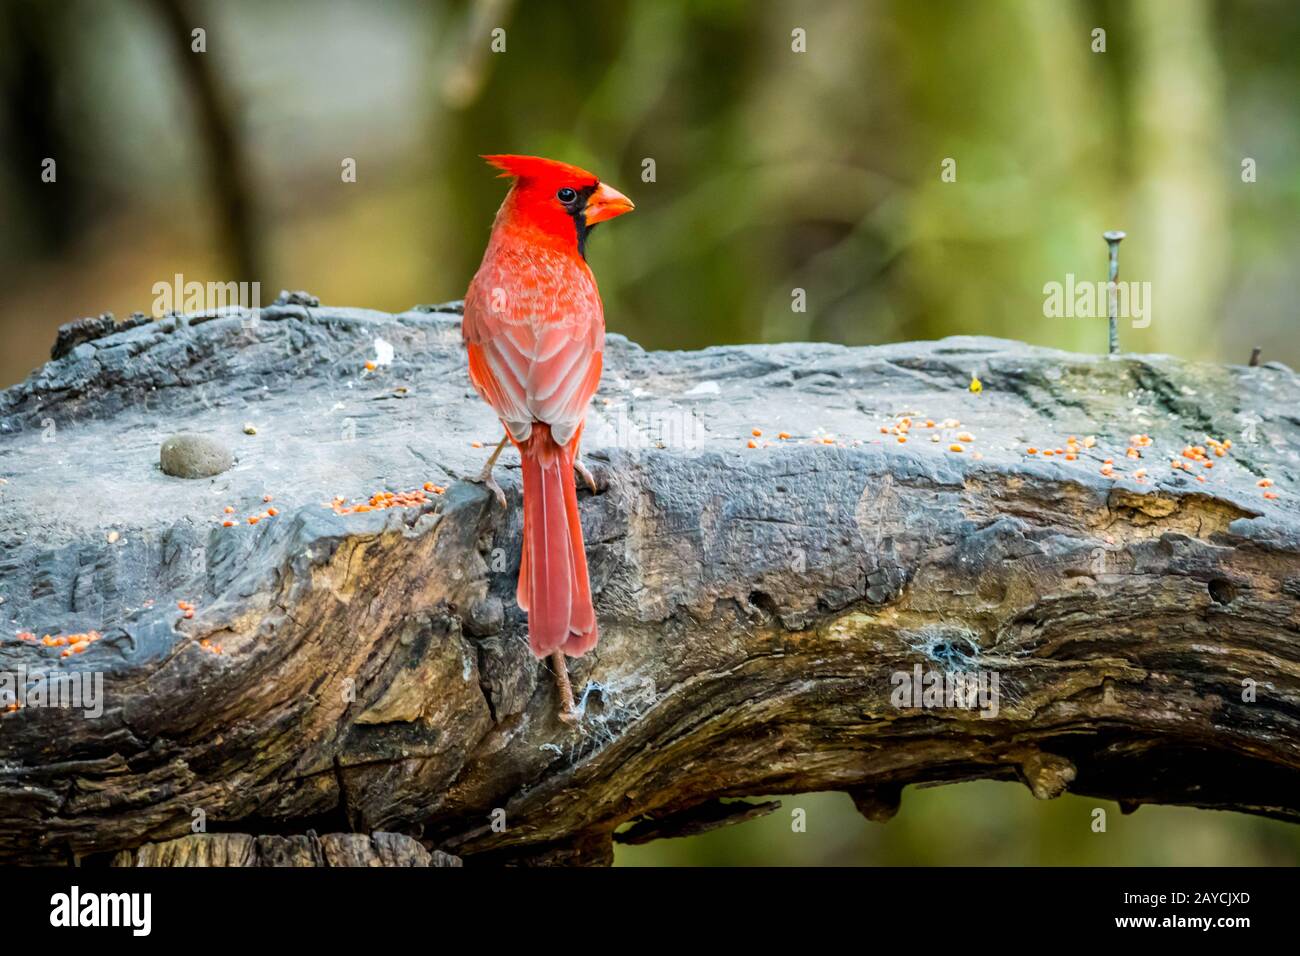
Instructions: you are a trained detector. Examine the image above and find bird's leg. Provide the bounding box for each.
[471,433,510,508]
[551,650,579,724]
[478,433,509,479]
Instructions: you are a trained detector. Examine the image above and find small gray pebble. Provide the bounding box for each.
[160,433,233,478]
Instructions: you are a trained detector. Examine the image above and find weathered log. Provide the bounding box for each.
[1,299,1298,866]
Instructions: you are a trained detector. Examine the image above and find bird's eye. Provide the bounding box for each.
[556,187,578,204]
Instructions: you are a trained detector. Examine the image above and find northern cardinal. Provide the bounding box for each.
[462,154,634,720]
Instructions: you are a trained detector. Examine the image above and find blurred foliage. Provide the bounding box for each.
[617,784,1300,866]
[1,0,1297,388]
[0,0,1297,864]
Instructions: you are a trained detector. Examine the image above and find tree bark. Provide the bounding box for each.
[111,831,460,867]
[1,299,1297,865]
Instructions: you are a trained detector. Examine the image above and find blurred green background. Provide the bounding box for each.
[618,787,1300,866]
[0,0,1296,864]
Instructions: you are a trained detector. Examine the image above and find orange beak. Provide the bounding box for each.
[584,182,635,225]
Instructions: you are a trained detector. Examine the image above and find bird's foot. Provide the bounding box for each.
[470,469,508,509]
[573,457,601,494]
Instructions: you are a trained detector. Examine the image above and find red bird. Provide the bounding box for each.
[462,154,634,720]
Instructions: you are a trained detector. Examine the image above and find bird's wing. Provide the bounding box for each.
[463,247,604,447]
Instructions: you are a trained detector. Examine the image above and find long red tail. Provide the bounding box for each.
[516,425,597,658]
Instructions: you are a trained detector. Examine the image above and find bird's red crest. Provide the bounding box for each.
[482,154,598,186]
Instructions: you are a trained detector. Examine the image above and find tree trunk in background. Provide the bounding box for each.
[0,0,83,255]
[1130,0,1228,356]
[148,0,266,288]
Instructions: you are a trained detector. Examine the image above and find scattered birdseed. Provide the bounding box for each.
[328,485,442,515]
[19,630,105,655]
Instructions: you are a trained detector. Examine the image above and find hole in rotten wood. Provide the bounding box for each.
[1208,579,1237,605]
